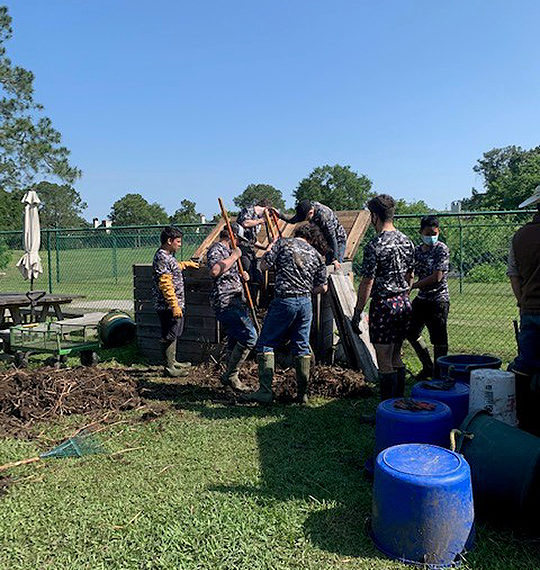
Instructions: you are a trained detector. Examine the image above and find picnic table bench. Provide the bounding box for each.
[0,292,84,328]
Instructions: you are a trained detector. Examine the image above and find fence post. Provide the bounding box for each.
[55,232,60,283]
[112,233,118,284]
[46,230,53,293]
[458,215,463,294]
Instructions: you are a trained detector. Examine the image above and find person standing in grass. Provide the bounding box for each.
[507,185,540,434]
[352,194,414,401]
[207,224,258,392]
[242,224,328,405]
[153,226,197,378]
[407,215,451,380]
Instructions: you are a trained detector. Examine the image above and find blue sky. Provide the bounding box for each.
[5,1,540,219]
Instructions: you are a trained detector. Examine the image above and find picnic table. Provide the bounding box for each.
[0,292,84,328]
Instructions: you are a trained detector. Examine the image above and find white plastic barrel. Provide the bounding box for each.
[469,369,517,426]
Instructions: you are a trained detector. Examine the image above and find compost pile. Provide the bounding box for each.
[0,367,141,437]
[154,361,372,402]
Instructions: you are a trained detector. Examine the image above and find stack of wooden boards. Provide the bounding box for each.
[134,209,377,374]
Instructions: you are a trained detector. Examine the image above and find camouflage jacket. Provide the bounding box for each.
[152,248,185,311]
[264,237,327,297]
[207,241,244,311]
[414,241,450,302]
[237,205,263,244]
[311,202,347,261]
[360,230,415,298]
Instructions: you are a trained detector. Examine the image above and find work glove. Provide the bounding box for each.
[172,306,183,319]
[158,273,182,317]
[178,260,199,270]
[351,306,362,333]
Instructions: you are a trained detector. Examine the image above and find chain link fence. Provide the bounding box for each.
[0,224,214,312]
[0,211,535,360]
[353,210,535,361]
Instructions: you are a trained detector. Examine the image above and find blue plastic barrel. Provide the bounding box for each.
[371,444,475,567]
[374,398,453,456]
[437,354,502,384]
[411,381,470,428]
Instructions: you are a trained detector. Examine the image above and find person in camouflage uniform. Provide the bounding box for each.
[279,200,347,269]
[207,224,258,391]
[242,224,328,405]
[352,195,414,400]
[152,226,198,378]
[236,199,272,300]
[407,215,451,379]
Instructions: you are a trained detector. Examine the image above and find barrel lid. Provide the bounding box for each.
[381,444,462,477]
[379,398,451,415]
[414,380,470,395]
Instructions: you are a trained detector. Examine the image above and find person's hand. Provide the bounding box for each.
[232,247,242,259]
[332,260,341,271]
[172,306,183,318]
[256,218,264,226]
[351,306,362,333]
[242,271,250,281]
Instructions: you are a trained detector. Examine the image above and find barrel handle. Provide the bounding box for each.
[450,429,474,452]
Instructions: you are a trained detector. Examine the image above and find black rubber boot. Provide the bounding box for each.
[163,340,189,378]
[221,343,251,392]
[294,355,311,404]
[379,372,397,401]
[240,352,274,404]
[408,336,434,380]
[433,344,448,379]
[394,367,406,398]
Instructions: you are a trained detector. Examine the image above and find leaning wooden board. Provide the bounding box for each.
[328,272,378,383]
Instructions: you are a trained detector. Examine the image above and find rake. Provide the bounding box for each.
[0,429,104,472]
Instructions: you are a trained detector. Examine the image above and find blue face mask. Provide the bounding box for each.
[422,235,438,246]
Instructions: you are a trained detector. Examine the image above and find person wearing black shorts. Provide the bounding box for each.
[407,216,450,379]
[352,195,415,400]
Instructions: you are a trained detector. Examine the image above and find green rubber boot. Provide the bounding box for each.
[294,355,311,404]
[161,340,191,369]
[163,340,189,378]
[433,344,448,379]
[241,352,274,404]
[409,336,433,380]
[221,343,251,392]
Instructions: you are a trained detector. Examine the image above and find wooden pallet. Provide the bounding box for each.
[328,272,378,383]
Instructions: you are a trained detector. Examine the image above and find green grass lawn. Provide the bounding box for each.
[0,351,537,569]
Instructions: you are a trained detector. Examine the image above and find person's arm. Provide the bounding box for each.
[510,276,522,304]
[155,252,182,317]
[312,256,329,295]
[209,248,242,278]
[260,239,280,272]
[411,270,443,290]
[354,277,374,314]
[241,218,264,229]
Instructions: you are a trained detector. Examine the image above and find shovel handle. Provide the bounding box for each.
[0,456,41,472]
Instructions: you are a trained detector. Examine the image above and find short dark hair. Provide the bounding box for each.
[420,215,440,230]
[367,194,395,222]
[219,227,229,239]
[294,223,328,255]
[256,198,272,208]
[160,226,183,244]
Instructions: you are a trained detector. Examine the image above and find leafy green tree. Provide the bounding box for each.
[0,188,20,229]
[394,199,433,215]
[0,7,80,191]
[233,184,285,211]
[294,164,373,210]
[33,181,87,228]
[170,199,201,225]
[462,145,540,210]
[109,193,168,226]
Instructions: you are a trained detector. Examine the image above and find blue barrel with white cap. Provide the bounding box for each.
[371,443,475,567]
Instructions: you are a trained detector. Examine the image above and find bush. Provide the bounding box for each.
[0,238,11,271]
[465,262,508,283]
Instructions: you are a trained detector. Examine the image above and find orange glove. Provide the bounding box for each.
[158,274,182,317]
[178,260,199,270]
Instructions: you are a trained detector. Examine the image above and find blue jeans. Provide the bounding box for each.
[256,296,313,356]
[325,238,347,265]
[216,300,258,350]
[511,313,540,375]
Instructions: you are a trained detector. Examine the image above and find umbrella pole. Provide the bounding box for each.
[30,275,34,291]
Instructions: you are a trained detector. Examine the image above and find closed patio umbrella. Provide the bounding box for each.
[16,190,43,290]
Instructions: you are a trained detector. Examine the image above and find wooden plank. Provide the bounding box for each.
[191,220,226,262]
[344,210,371,260]
[328,273,378,383]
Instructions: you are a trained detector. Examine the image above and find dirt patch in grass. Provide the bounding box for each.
[0,361,370,437]
[0,367,142,438]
